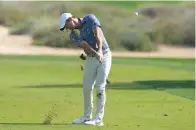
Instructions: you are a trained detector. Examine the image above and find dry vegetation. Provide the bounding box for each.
[0,1,195,52]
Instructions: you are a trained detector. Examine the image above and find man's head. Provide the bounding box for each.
[59,13,81,31]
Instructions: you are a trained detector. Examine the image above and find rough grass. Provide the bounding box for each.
[0,55,194,130]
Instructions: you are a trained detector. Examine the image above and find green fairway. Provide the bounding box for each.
[0,55,194,130]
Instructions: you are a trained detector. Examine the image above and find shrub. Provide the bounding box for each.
[0,6,28,27]
[0,1,194,52]
[151,12,195,47]
[31,16,77,48]
[118,30,157,52]
[32,26,76,48]
[139,4,195,47]
[9,20,33,35]
[101,27,122,51]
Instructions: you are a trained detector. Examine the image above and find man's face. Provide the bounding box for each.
[64,17,75,30]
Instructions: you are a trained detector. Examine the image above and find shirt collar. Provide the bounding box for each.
[79,18,85,24]
[79,18,86,28]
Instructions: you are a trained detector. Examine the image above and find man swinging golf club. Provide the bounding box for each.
[59,13,112,126]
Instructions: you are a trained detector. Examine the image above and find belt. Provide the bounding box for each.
[88,48,110,57]
[103,48,110,55]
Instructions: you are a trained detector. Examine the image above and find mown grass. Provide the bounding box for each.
[0,55,194,130]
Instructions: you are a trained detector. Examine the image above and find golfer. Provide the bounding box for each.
[59,13,112,126]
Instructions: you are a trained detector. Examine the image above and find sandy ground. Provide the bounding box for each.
[0,26,195,58]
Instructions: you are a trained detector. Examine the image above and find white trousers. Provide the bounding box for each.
[82,51,112,121]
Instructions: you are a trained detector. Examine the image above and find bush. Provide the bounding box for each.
[118,30,157,52]
[0,6,28,27]
[151,12,195,47]
[101,27,122,51]
[9,20,33,35]
[32,26,76,48]
[31,16,77,48]
[139,4,195,47]
[0,1,194,52]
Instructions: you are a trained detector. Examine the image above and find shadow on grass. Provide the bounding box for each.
[0,123,71,126]
[16,80,195,100]
[17,80,195,90]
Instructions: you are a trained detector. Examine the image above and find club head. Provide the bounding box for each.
[106,79,111,84]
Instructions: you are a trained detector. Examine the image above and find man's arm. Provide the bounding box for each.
[69,29,102,61]
[90,14,103,61]
[69,30,98,56]
[81,26,103,56]
[90,14,102,52]
[79,41,99,57]
[93,27,102,52]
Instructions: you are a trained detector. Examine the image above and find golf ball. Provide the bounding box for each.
[135,12,139,16]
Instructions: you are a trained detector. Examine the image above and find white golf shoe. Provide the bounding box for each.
[84,117,104,126]
[72,116,91,124]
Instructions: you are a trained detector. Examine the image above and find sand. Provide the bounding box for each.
[0,26,195,58]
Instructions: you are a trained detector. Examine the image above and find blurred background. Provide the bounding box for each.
[0,1,195,57]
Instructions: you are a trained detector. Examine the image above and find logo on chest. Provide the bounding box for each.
[86,28,91,35]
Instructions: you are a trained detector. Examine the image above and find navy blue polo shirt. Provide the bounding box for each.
[78,14,109,51]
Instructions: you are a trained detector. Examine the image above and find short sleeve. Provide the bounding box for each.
[89,14,101,29]
[69,31,83,46]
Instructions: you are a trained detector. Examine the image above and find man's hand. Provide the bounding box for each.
[96,49,103,62]
[70,30,103,62]
[83,49,91,56]
[79,42,102,61]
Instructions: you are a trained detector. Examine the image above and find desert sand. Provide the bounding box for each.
[0,26,195,58]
